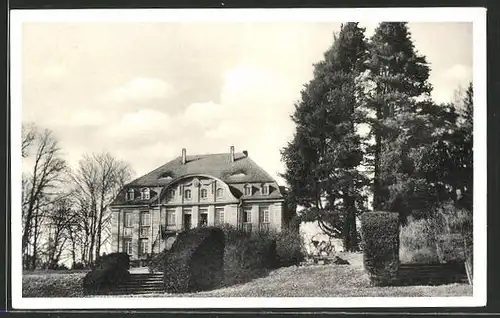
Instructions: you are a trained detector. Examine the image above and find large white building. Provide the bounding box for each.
[110,146,286,263]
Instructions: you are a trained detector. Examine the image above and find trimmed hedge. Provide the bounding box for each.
[360,211,400,286]
[83,252,130,295]
[164,227,225,293]
[223,233,278,286]
[275,228,305,267]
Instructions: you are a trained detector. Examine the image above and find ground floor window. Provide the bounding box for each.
[123,239,132,255]
[167,209,176,226]
[259,205,270,223]
[215,207,225,225]
[243,207,252,223]
[139,238,149,255]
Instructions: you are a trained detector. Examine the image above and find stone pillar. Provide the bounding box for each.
[208,205,215,226]
[176,206,183,230]
[251,203,259,228]
[192,206,199,228]
[132,210,140,260]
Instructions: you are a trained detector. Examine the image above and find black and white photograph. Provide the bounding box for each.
[10,8,487,309]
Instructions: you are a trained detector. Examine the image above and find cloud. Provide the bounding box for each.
[42,64,67,79]
[104,109,174,143]
[103,77,174,104]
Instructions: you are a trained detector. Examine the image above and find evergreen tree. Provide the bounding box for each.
[361,22,433,215]
[281,23,369,251]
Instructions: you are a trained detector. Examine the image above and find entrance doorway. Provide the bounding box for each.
[183,214,192,230]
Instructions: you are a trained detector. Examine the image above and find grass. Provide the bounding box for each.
[22,253,472,298]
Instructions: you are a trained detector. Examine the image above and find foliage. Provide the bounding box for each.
[164,227,225,293]
[23,272,86,297]
[281,22,370,251]
[399,217,439,264]
[360,212,400,286]
[361,22,434,216]
[274,228,306,267]
[83,252,130,295]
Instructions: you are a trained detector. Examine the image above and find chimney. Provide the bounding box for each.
[181,148,186,164]
[243,150,248,157]
[230,145,235,162]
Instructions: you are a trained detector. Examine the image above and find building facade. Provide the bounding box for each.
[110,146,285,261]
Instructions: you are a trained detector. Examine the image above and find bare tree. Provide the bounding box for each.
[21,125,67,269]
[22,122,36,158]
[71,152,133,264]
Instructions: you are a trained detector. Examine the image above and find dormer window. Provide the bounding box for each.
[244,184,252,196]
[141,188,150,200]
[216,188,224,198]
[127,189,135,201]
[184,189,192,200]
[200,188,208,199]
[261,184,269,196]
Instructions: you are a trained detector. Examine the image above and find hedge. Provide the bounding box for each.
[83,252,130,295]
[360,211,400,286]
[164,227,225,293]
[223,233,277,286]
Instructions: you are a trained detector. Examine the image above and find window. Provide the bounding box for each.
[216,188,224,198]
[167,209,176,226]
[168,189,176,199]
[215,207,225,225]
[123,227,133,237]
[139,238,149,255]
[200,188,208,199]
[140,227,150,237]
[127,189,135,200]
[244,185,252,196]
[259,206,270,223]
[243,207,252,223]
[184,189,192,200]
[124,239,132,255]
[261,184,269,195]
[141,188,150,200]
[124,212,133,227]
[140,212,150,226]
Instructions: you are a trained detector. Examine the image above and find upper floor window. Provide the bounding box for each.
[244,184,252,196]
[168,188,176,199]
[141,188,150,200]
[140,211,150,226]
[261,184,269,196]
[184,189,192,200]
[124,212,133,227]
[127,189,135,201]
[200,188,208,199]
[216,188,224,198]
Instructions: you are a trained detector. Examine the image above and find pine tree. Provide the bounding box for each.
[361,22,433,214]
[281,23,369,251]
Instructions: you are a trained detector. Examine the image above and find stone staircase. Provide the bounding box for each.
[109,272,165,295]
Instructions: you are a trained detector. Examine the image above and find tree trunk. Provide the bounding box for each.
[342,194,358,251]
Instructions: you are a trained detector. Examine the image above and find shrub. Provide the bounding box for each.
[360,211,400,286]
[399,217,439,264]
[148,249,168,273]
[164,227,225,293]
[436,233,465,263]
[223,231,278,286]
[275,228,305,267]
[82,252,130,295]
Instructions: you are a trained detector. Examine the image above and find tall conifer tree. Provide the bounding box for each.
[281,23,368,250]
[362,22,432,213]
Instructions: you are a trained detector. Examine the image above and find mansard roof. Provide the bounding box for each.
[128,152,276,187]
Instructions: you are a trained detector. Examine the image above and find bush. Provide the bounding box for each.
[275,228,305,267]
[164,227,225,293]
[82,252,130,295]
[436,233,465,263]
[399,217,439,264]
[360,211,400,286]
[223,230,278,286]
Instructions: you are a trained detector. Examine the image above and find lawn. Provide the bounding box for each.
[22,253,472,298]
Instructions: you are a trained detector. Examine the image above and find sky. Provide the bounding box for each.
[21,22,473,185]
